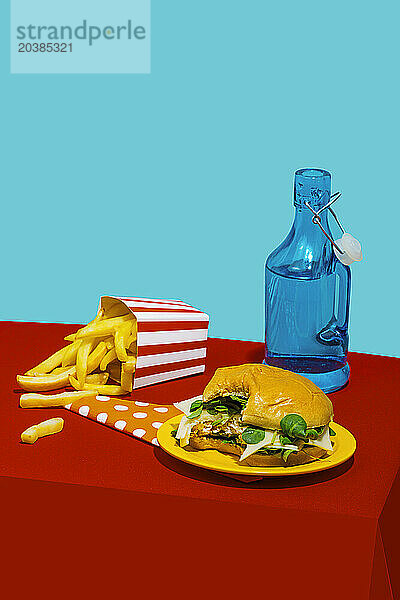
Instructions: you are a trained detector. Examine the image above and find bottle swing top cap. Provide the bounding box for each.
[334,233,363,265]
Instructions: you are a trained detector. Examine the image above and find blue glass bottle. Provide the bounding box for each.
[264,168,350,392]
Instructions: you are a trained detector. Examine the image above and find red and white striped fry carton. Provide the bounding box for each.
[100,296,209,389]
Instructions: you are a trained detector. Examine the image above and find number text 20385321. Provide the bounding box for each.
[18,43,72,53]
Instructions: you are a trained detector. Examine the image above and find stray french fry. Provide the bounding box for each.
[69,376,127,396]
[21,418,64,444]
[20,390,97,408]
[17,367,76,392]
[24,345,69,376]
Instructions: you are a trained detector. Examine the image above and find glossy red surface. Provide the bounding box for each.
[1,322,398,599]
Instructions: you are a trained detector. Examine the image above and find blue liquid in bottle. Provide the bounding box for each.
[264,169,350,392]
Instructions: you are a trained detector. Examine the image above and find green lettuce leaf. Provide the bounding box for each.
[188,398,203,419]
[280,414,307,439]
[242,426,265,445]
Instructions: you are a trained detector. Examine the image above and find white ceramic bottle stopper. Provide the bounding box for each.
[333,233,363,265]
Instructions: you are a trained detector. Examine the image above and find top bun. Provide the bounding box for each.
[203,364,333,430]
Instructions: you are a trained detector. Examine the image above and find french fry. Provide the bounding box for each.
[51,366,74,375]
[94,308,105,322]
[20,390,97,408]
[127,333,137,348]
[27,365,72,376]
[100,348,117,371]
[114,321,133,362]
[63,310,104,343]
[86,341,108,373]
[75,315,133,340]
[24,345,69,376]
[76,338,97,388]
[21,418,64,444]
[104,337,115,350]
[61,339,82,367]
[85,373,109,385]
[64,334,76,342]
[120,359,136,392]
[69,375,127,396]
[126,356,136,368]
[17,367,76,392]
[84,308,105,327]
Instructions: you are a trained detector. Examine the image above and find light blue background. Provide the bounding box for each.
[1,0,399,357]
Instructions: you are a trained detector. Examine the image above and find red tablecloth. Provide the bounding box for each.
[1,322,399,599]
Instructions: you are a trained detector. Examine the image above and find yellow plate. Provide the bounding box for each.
[157,417,356,477]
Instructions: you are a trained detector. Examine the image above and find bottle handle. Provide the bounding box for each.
[334,259,351,331]
[316,259,351,347]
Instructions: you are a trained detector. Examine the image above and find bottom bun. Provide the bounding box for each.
[189,435,243,457]
[245,445,327,467]
[189,435,327,467]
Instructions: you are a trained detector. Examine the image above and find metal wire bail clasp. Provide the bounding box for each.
[305,192,345,254]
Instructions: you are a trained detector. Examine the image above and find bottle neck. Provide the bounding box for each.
[292,168,332,243]
[293,204,329,234]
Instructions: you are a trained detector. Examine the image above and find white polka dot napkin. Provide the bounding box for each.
[65,395,180,446]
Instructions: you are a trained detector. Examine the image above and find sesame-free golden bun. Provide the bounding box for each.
[203,364,333,430]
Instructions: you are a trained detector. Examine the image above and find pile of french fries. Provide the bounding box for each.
[17,306,137,396]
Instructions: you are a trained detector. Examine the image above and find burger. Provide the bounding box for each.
[173,364,335,466]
